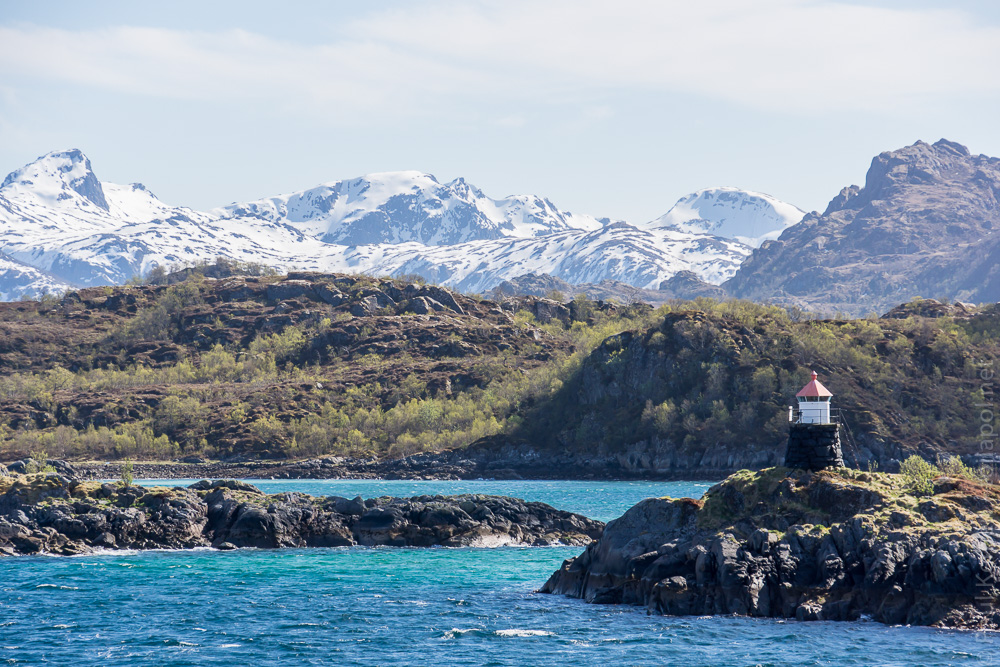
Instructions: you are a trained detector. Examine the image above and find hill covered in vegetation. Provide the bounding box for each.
[0,265,996,477]
[477,297,999,477]
[0,264,653,463]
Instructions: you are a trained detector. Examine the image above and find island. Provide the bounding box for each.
[0,471,603,555]
[542,466,1000,630]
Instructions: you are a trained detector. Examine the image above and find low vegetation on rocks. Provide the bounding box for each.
[0,265,656,462]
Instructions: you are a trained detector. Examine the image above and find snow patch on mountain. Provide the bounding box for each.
[0,252,71,301]
[303,222,748,292]
[643,187,805,247]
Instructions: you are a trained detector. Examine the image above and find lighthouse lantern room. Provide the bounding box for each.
[793,371,833,424]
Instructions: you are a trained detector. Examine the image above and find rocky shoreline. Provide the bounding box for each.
[541,467,1000,630]
[0,472,603,556]
[50,450,732,483]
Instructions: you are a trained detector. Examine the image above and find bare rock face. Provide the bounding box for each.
[882,297,976,319]
[657,271,728,300]
[725,139,1000,315]
[542,467,1000,630]
[0,473,603,556]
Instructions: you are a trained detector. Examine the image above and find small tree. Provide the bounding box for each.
[120,458,134,488]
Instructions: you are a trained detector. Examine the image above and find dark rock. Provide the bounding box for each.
[188,479,264,495]
[0,475,602,555]
[529,299,570,325]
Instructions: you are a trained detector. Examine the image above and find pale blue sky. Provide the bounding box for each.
[2,0,999,222]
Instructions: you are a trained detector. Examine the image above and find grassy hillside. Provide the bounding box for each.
[0,264,996,469]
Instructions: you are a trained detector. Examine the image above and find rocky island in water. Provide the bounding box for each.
[543,466,1000,630]
[0,471,602,555]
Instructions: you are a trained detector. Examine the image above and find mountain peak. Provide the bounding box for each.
[726,138,1000,314]
[932,138,971,157]
[1,148,109,211]
[823,138,989,216]
[643,187,804,247]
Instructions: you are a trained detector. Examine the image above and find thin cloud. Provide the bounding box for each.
[0,0,997,122]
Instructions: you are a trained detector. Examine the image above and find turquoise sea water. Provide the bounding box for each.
[2,480,998,665]
[131,478,716,523]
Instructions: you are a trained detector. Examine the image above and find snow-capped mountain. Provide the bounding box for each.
[641,187,805,247]
[215,171,604,245]
[0,150,803,300]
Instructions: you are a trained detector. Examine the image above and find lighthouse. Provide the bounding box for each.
[784,371,844,470]
[794,371,833,424]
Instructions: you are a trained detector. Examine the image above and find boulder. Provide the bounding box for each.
[315,283,346,306]
[350,290,396,316]
[406,296,447,315]
[266,280,316,303]
[404,285,464,314]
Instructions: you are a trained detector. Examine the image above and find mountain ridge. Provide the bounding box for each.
[725,139,1000,314]
[0,150,798,300]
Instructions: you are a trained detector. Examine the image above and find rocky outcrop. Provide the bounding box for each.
[541,467,1000,630]
[657,271,728,300]
[489,271,723,307]
[882,297,976,320]
[0,473,603,556]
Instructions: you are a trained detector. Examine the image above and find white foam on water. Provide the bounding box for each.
[495,629,554,637]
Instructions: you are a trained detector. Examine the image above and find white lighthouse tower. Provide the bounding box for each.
[793,371,833,424]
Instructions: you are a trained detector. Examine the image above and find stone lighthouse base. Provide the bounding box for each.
[784,423,844,470]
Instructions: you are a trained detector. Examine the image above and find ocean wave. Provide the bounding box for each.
[441,627,486,639]
[494,629,554,638]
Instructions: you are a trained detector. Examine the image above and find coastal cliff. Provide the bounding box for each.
[542,467,1000,630]
[0,472,603,556]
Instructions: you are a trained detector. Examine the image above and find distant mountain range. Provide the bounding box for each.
[3,140,998,315]
[0,149,800,299]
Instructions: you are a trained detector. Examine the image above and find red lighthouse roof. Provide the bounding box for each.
[796,371,833,398]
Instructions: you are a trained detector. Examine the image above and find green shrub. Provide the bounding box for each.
[936,454,990,484]
[24,449,56,474]
[900,455,939,496]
